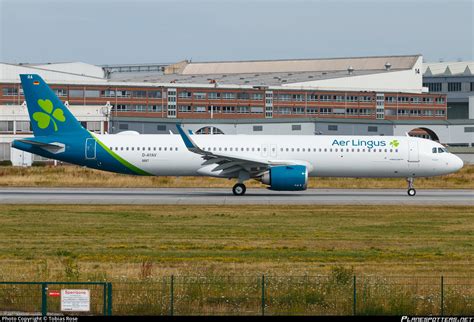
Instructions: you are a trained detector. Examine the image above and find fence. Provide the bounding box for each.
[1,276,472,316]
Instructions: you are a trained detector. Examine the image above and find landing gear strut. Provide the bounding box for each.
[407,177,416,196]
[232,183,246,196]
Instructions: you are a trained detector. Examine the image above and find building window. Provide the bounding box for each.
[328,125,338,131]
[292,107,304,114]
[119,123,129,130]
[208,92,220,99]
[85,90,100,98]
[0,143,11,161]
[150,105,163,112]
[423,83,442,92]
[132,90,147,98]
[16,121,31,133]
[320,108,332,114]
[222,92,235,100]
[471,82,474,92]
[69,89,84,98]
[157,125,167,131]
[148,91,162,98]
[222,106,235,113]
[320,95,331,101]
[101,90,116,98]
[307,94,318,101]
[250,106,263,114]
[292,125,301,131]
[368,126,378,132]
[54,88,67,97]
[193,92,206,100]
[178,105,192,112]
[251,93,263,100]
[464,127,474,133]
[0,121,14,133]
[178,91,192,98]
[236,106,249,113]
[447,82,462,92]
[277,107,291,114]
[253,125,263,132]
[87,121,101,133]
[194,106,206,113]
[2,87,18,96]
[435,110,446,116]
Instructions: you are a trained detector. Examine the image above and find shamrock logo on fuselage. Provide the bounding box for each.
[389,139,400,148]
[33,99,66,131]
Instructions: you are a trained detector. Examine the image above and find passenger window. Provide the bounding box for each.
[126,147,129,151]
[154,147,156,151]
[164,147,167,151]
[335,148,338,152]
[175,148,178,151]
[286,148,289,152]
[251,148,254,152]
[230,148,233,151]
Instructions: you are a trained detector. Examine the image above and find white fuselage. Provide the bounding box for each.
[96,134,463,178]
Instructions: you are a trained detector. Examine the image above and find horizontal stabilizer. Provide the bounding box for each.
[15,139,65,154]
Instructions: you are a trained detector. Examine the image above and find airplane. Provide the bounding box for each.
[12,74,464,196]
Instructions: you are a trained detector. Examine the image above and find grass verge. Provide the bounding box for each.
[0,164,473,189]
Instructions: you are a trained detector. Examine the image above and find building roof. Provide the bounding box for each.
[0,62,106,83]
[166,55,420,75]
[423,61,474,76]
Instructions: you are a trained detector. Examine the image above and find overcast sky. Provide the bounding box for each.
[1,0,472,65]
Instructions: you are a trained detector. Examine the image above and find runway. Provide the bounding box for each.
[0,188,472,205]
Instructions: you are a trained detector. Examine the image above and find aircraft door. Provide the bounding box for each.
[408,138,419,163]
[85,138,96,160]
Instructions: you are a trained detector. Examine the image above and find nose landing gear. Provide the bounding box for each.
[407,177,416,196]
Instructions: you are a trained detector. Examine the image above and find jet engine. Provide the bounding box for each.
[259,165,308,191]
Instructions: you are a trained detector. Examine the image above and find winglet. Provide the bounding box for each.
[176,124,205,154]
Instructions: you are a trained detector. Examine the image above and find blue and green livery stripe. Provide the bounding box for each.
[90,133,152,176]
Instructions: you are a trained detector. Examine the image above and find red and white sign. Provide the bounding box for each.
[61,289,90,312]
[48,290,60,297]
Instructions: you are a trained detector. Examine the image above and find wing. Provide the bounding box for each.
[176,124,304,178]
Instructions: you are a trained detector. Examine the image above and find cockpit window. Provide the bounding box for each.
[438,147,448,153]
[432,147,437,154]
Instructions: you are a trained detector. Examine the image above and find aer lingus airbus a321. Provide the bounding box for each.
[13,74,464,196]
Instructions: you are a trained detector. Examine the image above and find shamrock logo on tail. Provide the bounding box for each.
[33,99,66,131]
[389,139,400,148]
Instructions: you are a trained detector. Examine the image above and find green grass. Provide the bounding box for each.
[0,164,473,189]
[0,204,473,315]
[0,205,472,280]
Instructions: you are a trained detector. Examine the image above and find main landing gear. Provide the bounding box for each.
[407,177,416,196]
[232,183,246,196]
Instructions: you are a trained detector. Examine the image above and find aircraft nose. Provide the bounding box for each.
[451,155,464,172]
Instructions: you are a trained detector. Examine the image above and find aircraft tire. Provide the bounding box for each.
[232,183,246,196]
